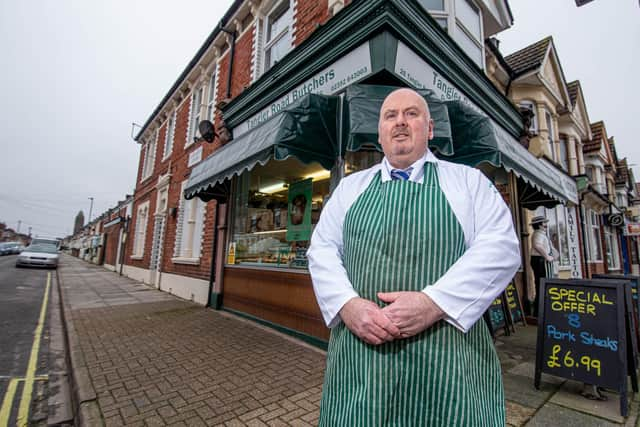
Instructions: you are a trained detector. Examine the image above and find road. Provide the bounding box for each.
[0,254,52,426]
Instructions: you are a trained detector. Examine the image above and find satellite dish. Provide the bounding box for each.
[198,120,217,143]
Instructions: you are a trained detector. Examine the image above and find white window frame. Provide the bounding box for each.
[604,226,620,270]
[141,131,158,181]
[263,0,293,73]
[206,72,217,122]
[163,112,176,160]
[545,109,556,162]
[173,182,206,263]
[132,201,150,258]
[186,87,204,148]
[587,210,603,262]
[558,136,568,172]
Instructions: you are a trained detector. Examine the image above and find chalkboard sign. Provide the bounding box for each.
[504,282,526,326]
[485,293,509,337]
[535,279,634,416]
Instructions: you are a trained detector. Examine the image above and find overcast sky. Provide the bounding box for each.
[1,0,638,239]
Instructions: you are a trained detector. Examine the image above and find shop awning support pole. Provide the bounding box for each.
[207,202,221,309]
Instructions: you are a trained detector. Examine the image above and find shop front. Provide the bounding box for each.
[184,0,577,343]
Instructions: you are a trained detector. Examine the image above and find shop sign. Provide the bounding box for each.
[567,207,583,278]
[188,146,203,167]
[286,178,313,242]
[236,42,372,137]
[625,223,640,236]
[394,42,481,113]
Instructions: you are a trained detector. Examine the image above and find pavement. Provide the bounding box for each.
[50,254,640,426]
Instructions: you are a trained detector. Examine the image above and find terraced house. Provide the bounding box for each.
[125,0,580,342]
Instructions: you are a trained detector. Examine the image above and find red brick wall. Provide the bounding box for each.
[216,29,253,106]
[293,0,330,46]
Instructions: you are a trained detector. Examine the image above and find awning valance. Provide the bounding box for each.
[184,94,338,200]
[442,101,578,206]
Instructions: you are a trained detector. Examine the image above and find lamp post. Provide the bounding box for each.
[88,197,94,223]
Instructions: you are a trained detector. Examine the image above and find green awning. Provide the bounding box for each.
[185,94,338,201]
[345,85,453,155]
[441,101,578,206]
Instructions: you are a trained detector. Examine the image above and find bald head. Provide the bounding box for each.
[378,88,434,169]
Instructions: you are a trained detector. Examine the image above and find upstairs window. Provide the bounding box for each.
[545,109,556,162]
[453,0,483,67]
[264,0,293,72]
[163,112,175,160]
[558,137,568,172]
[206,72,217,122]
[519,101,538,134]
[187,87,204,147]
[141,131,158,181]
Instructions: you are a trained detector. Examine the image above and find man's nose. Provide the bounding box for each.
[394,113,407,126]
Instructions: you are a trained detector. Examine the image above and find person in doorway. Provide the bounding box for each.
[528,215,558,317]
[307,88,520,426]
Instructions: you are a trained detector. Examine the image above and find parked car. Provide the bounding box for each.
[0,242,22,255]
[15,243,59,269]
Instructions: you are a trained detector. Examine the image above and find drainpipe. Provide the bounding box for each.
[207,202,222,309]
[219,26,237,100]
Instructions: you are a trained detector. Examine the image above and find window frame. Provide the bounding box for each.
[141,131,158,181]
[163,112,176,160]
[206,72,217,122]
[173,181,206,263]
[587,210,603,262]
[132,201,150,258]
[263,0,293,73]
[519,101,538,134]
[186,87,204,148]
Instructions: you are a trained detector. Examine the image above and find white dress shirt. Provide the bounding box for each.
[307,149,521,332]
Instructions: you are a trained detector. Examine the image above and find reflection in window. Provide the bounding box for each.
[228,157,330,269]
[345,149,384,176]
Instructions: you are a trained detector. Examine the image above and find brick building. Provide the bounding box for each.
[125,0,577,341]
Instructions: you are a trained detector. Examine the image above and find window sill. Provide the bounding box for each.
[172,257,200,265]
[130,255,144,260]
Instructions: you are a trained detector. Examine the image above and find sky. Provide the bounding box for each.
[0,0,638,239]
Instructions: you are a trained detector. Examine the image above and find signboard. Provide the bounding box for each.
[535,279,637,416]
[487,294,507,333]
[188,146,203,167]
[624,223,640,236]
[235,42,372,137]
[593,274,640,353]
[286,179,313,242]
[567,208,583,278]
[505,283,526,326]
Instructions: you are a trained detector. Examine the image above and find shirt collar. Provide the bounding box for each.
[380,149,437,183]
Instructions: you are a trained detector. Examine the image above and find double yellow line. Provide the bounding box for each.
[0,272,52,427]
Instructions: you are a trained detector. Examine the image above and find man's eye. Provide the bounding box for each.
[406,110,418,117]
[385,112,396,119]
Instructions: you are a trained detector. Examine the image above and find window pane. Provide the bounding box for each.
[229,157,331,269]
[267,1,291,42]
[558,138,568,171]
[266,34,291,68]
[434,17,448,30]
[454,24,483,67]
[418,0,445,11]
[456,0,481,40]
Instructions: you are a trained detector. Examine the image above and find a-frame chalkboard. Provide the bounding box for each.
[534,278,637,417]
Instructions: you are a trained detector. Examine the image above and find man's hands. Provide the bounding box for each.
[378,291,445,338]
[339,297,401,345]
[339,292,445,345]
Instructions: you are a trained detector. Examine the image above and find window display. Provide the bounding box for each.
[228,157,330,269]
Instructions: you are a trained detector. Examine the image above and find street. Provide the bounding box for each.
[0,255,51,426]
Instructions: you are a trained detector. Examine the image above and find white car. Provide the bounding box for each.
[15,244,59,269]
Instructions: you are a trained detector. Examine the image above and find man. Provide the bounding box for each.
[307,88,520,426]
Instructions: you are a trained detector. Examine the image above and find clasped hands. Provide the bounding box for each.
[339,292,445,345]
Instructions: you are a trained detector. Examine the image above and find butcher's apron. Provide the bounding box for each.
[319,163,504,426]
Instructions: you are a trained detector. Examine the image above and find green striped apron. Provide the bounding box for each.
[319,163,504,426]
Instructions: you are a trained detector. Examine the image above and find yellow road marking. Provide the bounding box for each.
[16,272,51,427]
[0,379,19,427]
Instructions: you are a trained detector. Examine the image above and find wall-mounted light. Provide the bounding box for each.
[259,182,287,194]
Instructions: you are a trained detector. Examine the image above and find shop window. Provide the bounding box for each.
[206,72,217,122]
[587,210,603,262]
[141,131,158,181]
[174,182,206,261]
[539,206,570,268]
[345,149,384,175]
[227,157,331,269]
[187,87,204,147]
[132,201,150,258]
[163,112,175,160]
[264,0,293,72]
[604,226,620,270]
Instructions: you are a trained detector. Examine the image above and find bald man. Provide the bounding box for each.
[308,88,520,426]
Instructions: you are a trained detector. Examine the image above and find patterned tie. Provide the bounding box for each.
[390,167,413,181]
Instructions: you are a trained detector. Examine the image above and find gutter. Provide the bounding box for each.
[134,0,244,142]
